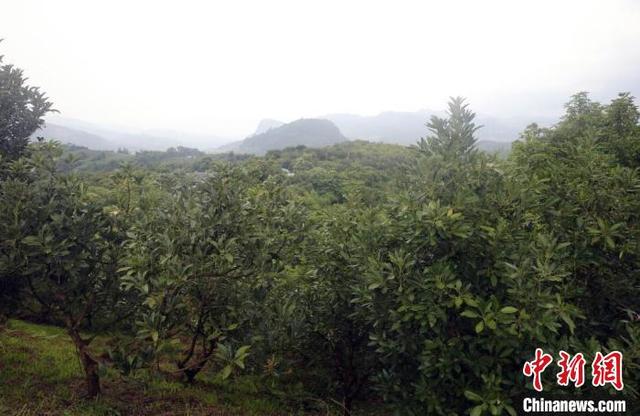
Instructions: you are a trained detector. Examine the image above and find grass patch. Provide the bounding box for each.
[0,319,378,415]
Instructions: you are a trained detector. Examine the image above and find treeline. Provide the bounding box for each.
[58,144,253,172]
[2,51,640,415]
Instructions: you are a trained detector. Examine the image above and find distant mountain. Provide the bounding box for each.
[39,116,234,151]
[63,127,190,151]
[32,123,115,150]
[33,122,208,152]
[324,110,556,146]
[35,111,553,154]
[215,139,244,153]
[254,119,285,135]
[224,119,346,155]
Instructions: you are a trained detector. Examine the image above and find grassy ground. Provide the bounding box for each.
[0,319,370,416]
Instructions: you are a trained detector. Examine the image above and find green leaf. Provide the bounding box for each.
[461,310,479,318]
[470,404,484,416]
[559,312,576,334]
[490,275,497,287]
[605,236,615,249]
[235,345,250,359]
[460,309,480,318]
[21,236,41,247]
[221,365,232,380]
[475,321,485,333]
[504,404,517,416]
[500,306,518,314]
[464,390,483,402]
[465,298,479,307]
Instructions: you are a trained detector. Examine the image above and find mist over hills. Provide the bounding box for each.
[33,117,232,152]
[324,110,558,153]
[32,123,114,150]
[226,110,556,155]
[34,110,557,155]
[324,110,556,145]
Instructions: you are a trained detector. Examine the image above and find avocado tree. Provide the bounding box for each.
[511,93,640,346]
[122,164,290,383]
[352,98,583,415]
[0,141,126,397]
[273,204,381,415]
[0,46,55,323]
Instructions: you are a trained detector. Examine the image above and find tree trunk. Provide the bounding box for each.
[177,337,217,384]
[68,327,101,398]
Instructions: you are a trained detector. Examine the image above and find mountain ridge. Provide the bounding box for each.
[222,118,347,155]
[34,110,557,154]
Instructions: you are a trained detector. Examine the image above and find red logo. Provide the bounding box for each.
[592,351,624,391]
[523,349,623,392]
[557,351,586,388]
[523,348,554,392]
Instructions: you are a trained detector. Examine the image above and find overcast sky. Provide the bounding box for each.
[2,0,640,138]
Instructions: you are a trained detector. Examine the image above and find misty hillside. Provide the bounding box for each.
[226,118,347,155]
[32,123,115,150]
[34,119,233,152]
[35,112,550,154]
[32,123,180,151]
[246,111,551,154]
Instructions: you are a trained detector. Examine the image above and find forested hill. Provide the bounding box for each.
[224,114,519,155]
[221,118,347,155]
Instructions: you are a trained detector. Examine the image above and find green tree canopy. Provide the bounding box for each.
[0,44,54,161]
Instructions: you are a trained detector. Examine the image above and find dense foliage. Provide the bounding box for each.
[1,49,639,415]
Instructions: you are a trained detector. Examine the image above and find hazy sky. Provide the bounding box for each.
[2,0,640,138]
